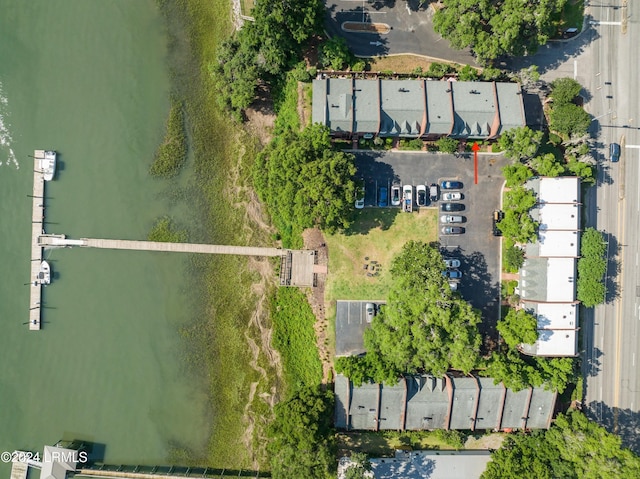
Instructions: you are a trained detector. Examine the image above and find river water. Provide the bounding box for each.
[0,0,210,470]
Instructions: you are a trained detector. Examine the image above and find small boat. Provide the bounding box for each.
[40,150,56,181]
[38,260,51,285]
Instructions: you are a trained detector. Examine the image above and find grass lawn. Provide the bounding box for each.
[325,207,437,305]
[240,0,254,16]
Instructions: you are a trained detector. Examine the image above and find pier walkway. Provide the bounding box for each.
[77,467,268,479]
[28,151,47,330]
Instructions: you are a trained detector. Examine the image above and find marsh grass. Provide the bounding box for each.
[155,0,277,470]
[149,97,187,178]
[148,216,188,242]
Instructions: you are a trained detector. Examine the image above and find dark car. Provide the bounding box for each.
[492,210,504,236]
[442,269,463,279]
[441,180,463,189]
[440,202,465,212]
[441,226,464,235]
[610,143,621,162]
[378,186,388,207]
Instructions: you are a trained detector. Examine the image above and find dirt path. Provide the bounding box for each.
[302,228,332,384]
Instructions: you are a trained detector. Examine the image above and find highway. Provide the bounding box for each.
[582,0,640,453]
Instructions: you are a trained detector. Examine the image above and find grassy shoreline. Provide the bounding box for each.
[155,0,278,469]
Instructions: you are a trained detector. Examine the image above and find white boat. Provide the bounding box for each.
[40,150,56,181]
[38,260,51,285]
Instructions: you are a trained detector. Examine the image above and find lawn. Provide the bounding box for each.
[325,207,437,304]
[368,54,438,74]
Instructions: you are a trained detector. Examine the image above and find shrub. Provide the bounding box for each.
[436,136,458,153]
[504,244,525,272]
[426,62,455,78]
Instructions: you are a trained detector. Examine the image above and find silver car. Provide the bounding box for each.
[440,215,463,223]
[444,258,461,268]
[365,303,376,323]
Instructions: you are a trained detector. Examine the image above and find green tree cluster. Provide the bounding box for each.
[336,241,483,383]
[213,0,324,116]
[436,136,459,153]
[497,186,539,244]
[530,152,565,177]
[343,452,372,479]
[498,126,544,162]
[497,308,538,348]
[577,227,607,307]
[433,0,568,64]
[503,240,525,272]
[547,77,591,137]
[482,410,640,478]
[550,77,582,105]
[319,36,354,70]
[254,124,357,247]
[267,386,336,479]
[426,61,455,78]
[502,163,533,188]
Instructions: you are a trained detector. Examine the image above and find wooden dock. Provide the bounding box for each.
[80,238,284,256]
[29,151,47,330]
[9,460,28,479]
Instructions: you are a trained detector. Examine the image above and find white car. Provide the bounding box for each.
[391,184,401,206]
[449,281,459,292]
[444,259,461,268]
[355,185,365,209]
[403,185,414,212]
[440,215,463,223]
[442,192,462,201]
[365,303,376,323]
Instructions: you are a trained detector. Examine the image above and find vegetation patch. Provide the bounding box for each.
[324,208,437,302]
[577,227,607,307]
[148,216,188,242]
[149,96,188,178]
[338,430,468,457]
[342,22,391,34]
[270,288,323,392]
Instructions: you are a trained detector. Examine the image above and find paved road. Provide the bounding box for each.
[574,0,640,453]
[324,0,476,63]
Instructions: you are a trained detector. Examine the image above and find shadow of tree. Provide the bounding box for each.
[584,401,640,454]
[604,231,621,304]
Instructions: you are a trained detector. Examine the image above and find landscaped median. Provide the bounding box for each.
[342,21,390,34]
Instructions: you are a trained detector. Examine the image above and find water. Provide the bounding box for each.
[0,0,210,470]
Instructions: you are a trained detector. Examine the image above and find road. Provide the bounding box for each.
[580,0,640,453]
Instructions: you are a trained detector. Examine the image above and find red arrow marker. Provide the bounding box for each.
[472,142,480,185]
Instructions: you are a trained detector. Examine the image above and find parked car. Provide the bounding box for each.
[442,269,463,279]
[429,184,439,202]
[440,202,465,212]
[355,184,365,209]
[416,185,427,207]
[610,142,621,162]
[441,180,463,189]
[441,226,464,235]
[365,303,376,323]
[391,184,401,206]
[449,281,459,292]
[442,192,462,201]
[440,215,463,223]
[378,186,388,207]
[444,259,461,268]
[403,185,413,213]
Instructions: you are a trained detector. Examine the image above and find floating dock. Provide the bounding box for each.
[29,151,47,330]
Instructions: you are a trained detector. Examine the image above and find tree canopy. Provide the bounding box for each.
[498,126,544,162]
[213,0,324,115]
[502,163,534,188]
[531,152,566,177]
[267,386,336,479]
[336,241,483,383]
[550,77,582,105]
[549,103,591,137]
[481,410,640,479]
[497,308,538,348]
[577,228,607,307]
[433,0,568,64]
[497,186,539,243]
[254,124,357,246]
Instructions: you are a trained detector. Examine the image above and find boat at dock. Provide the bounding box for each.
[40,150,56,181]
[38,260,51,285]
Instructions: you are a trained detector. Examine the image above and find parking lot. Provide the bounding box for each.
[354,150,509,325]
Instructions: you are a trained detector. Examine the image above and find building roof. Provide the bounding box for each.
[519,257,576,303]
[335,374,556,431]
[535,176,581,204]
[40,447,78,479]
[533,203,580,231]
[312,78,524,138]
[527,230,580,257]
[339,450,492,479]
[521,328,578,357]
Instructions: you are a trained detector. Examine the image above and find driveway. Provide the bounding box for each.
[324,0,476,64]
[353,150,508,333]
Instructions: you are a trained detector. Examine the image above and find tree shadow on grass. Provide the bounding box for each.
[344,208,400,235]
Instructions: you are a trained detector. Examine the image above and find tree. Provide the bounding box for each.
[426,62,455,78]
[550,77,582,105]
[497,209,538,244]
[502,163,533,188]
[433,0,568,64]
[566,158,595,185]
[268,386,336,479]
[436,136,459,153]
[549,104,591,137]
[319,36,353,70]
[351,242,483,381]
[482,410,640,479]
[498,309,538,348]
[458,64,479,81]
[343,452,372,479]
[254,124,357,245]
[498,127,544,161]
[531,153,565,177]
[504,186,537,211]
[577,228,607,307]
[503,243,525,272]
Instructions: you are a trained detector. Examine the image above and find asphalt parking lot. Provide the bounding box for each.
[325,0,476,63]
[354,150,509,326]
